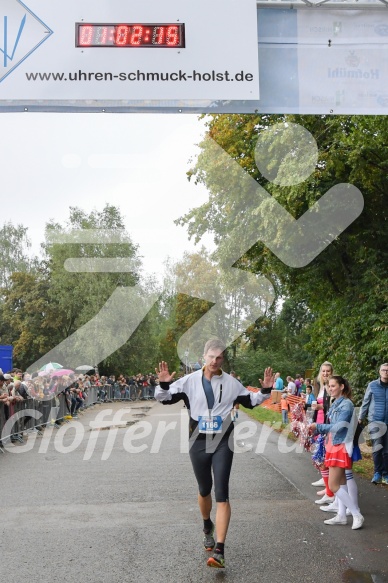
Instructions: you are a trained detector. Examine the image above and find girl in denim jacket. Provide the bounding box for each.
[310,375,364,530]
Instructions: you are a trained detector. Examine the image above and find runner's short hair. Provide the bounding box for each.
[204,338,226,356]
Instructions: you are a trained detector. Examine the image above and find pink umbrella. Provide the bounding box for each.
[51,369,74,377]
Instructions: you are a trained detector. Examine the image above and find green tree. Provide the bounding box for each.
[0,270,55,367]
[178,114,388,399]
[43,204,141,337]
[157,249,274,370]
[42,204,159,372]
[0,222,36,291]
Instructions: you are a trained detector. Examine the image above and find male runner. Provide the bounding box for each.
[155,338,274,569]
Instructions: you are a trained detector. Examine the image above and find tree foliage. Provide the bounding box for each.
[0,222,36,291]
[0,205,163,373]
[43,204,141,339]
[1,114,387,393]
[178,114,388,399]
[0,270,54,365]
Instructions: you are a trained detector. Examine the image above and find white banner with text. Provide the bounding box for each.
[0,0,260,101]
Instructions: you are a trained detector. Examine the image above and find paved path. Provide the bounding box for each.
[1,401,387,583]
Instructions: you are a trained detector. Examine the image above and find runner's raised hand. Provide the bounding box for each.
[259,367,275,390]
[155,361,176,383]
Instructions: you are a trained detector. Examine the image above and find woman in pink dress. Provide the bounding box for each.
[312,362,335,505]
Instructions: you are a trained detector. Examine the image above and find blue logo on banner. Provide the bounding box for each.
[0,0,53,83]
[2,14,26,68]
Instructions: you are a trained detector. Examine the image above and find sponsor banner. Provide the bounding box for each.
[0,0,260,101]
[297,11,388,113]
[298,45,388,113]
[257,9,388,115]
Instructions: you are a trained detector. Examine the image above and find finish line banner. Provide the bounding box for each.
[0,0,260,102]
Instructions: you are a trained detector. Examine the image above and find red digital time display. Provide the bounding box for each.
[76,23,185,48]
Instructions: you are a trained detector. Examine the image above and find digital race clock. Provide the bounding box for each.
[76,23,185,48]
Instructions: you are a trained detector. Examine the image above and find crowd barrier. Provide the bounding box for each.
[0,383,155,448]
[0,394,67,445]
[98,383,155,402]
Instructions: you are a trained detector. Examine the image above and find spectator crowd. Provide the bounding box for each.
[0,368,159,444]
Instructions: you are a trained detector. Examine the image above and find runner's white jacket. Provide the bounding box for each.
[155,369,270,421]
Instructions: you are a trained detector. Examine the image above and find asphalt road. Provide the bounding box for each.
[1,401,387,583]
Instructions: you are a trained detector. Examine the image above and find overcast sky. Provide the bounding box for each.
[0,112,213,281]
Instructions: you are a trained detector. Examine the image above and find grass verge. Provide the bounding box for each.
[240,405,283,426]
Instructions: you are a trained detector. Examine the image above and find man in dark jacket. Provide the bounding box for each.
[359,363,388,485]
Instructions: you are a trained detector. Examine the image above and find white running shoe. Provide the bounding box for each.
[315,494,335,505]
[316,489,326,496]
[320,502,339,512]
[320,503,352,515]
[352,514,364,530]
[311,478,325,487]
[324,515,347,526]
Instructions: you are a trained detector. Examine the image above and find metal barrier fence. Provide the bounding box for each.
[0,383,155,449]
[0,394,67,446]
[98,383,155,402]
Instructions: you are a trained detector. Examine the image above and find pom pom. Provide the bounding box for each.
[290,402,305,423]
[311,434,326,469]
[290,402,313,452]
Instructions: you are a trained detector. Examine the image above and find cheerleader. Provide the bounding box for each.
[312,362,335,504]
[310,375,364,530]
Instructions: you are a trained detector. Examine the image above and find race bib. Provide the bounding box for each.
[198,415,223,434]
